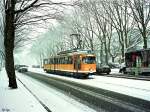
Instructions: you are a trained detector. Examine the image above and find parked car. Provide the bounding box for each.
[15,65,28,70]
[119,63,126,74]
[18,66,28,73]
[32,65,40,68]
[96,63,111,74]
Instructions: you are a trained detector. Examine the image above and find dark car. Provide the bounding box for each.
[15,65,28,70]
[32,65,40,68]
[119,63,127,74]
[96,64,111,74]
[18,66,28,73]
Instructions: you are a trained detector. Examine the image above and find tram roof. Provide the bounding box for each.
[57,49,95,55]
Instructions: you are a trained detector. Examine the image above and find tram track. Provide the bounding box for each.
[24,71,150,112]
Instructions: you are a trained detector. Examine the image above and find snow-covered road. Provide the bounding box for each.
[28,68,150,101]
[17,72,97,112]
[0,68,97,112]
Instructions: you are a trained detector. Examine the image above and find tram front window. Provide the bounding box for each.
[82,57,96,64]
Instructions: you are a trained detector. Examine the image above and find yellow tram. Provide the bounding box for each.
[43,49,96,78]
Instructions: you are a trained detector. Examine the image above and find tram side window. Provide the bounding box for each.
[60,58,62,64]
[53,58,54,64]
[54,58,56,64]
[44,59,48,64]
[51,58,53,64]
[64,57,67,64]
[52,58,54,64]
[55,58,57,64]
[49,59,50,64]
[57,58,59,64]
[64,57,66,64]
[56,58,58,64]
[61,57,64,64]
[63,57,66,64]
[49,59,51,64]
[59,58,61,64]
[68,56,72,64]
[58,58,60,64]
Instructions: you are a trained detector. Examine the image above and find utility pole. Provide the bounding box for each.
[70,33,82,49]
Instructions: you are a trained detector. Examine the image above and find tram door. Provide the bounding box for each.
[74,55,81,72]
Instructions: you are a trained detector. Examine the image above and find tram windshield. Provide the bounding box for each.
[82,56,96,64]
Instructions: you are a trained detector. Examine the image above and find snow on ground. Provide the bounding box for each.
[110,68,120,74]
[16,72,96,112]
[0,68,96,112]
[0,69,47,112]
[29,68,150,101]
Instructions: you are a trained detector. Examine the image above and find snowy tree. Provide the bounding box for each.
[127,0,150,49]
[0,0,73,89]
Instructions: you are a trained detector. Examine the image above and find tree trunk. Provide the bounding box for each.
[4,0,17,89]
[100,44,103,64]
[104,43,108,65]
[121,45,125,63]
[141,24,147,49]
[5,47,17,88]
[104,36,108,65]
[143,37,147,49]
[112,56,115,63]
[143,29,147,49]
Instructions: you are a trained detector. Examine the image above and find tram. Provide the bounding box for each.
[43,49,96,78]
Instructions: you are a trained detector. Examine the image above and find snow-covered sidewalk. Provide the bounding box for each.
[0,69,96,112]
[0,69,47,112]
